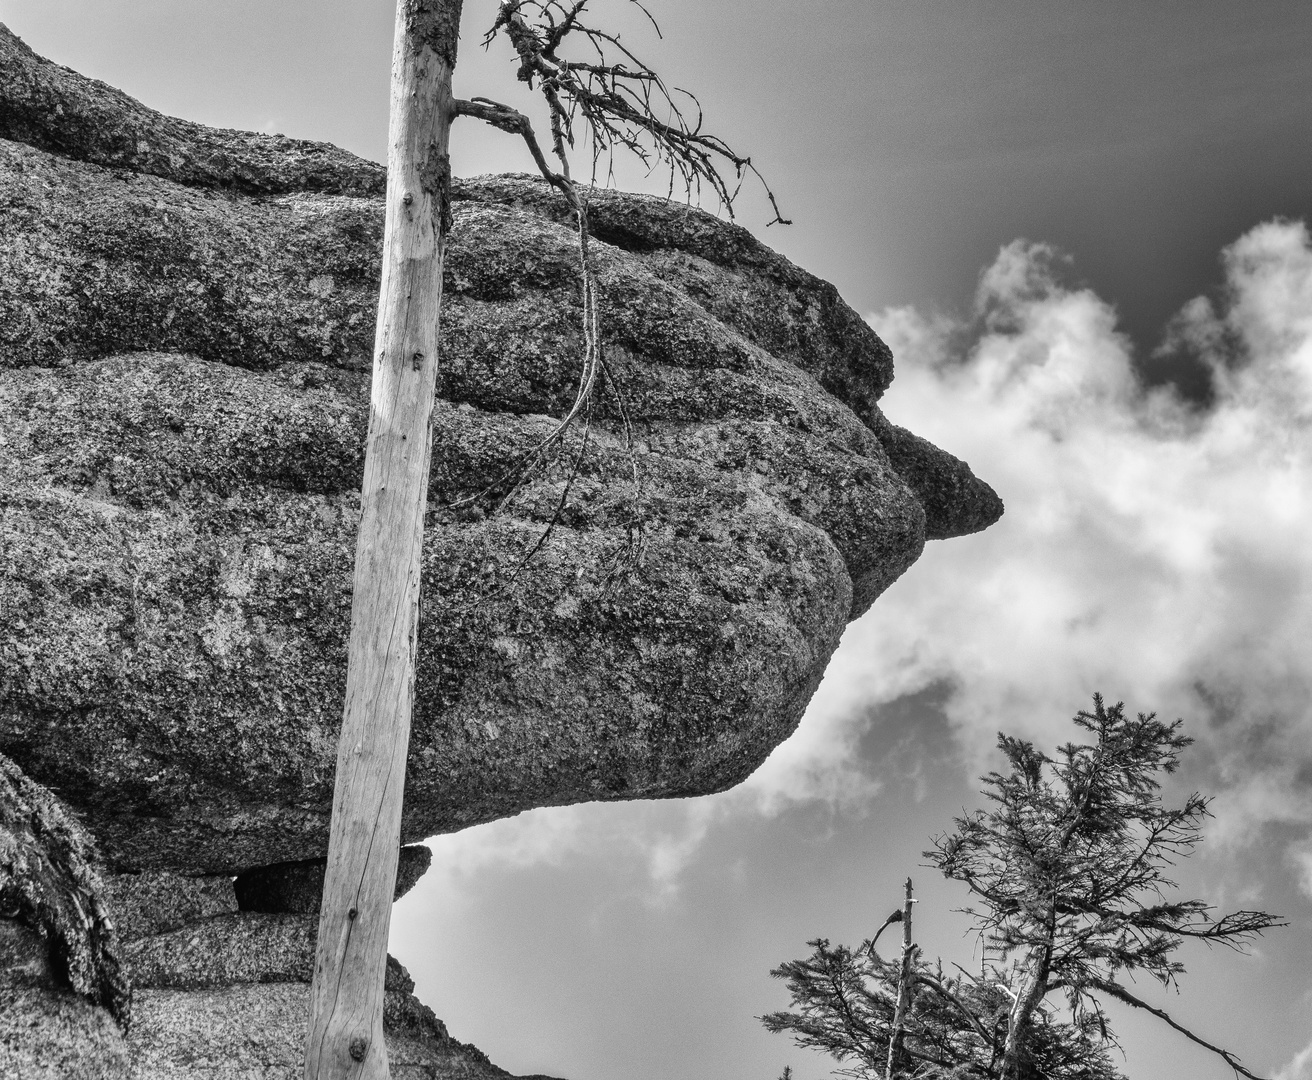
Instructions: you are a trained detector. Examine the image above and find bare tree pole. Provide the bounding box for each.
[305,5,786,1076]
[305,2,463,1077]
[1000,932,1053,1080]
[885,878,916,1080]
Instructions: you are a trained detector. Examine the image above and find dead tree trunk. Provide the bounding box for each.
[1000,941,1052,1080]
[305,2,463,1077]
[885,878,915,1080]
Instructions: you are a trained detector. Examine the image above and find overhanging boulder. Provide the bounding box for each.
[0,22,1002,875]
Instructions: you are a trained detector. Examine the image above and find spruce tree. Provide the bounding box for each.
[764,696,1284,1080]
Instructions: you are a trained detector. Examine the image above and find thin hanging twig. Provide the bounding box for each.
[448,0,785,584]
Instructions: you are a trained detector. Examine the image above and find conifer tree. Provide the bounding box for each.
[764,696,1284,1080]
[929,696,1282,1079]
[764,917,1125,1078]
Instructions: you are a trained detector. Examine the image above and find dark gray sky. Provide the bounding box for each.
[5,3,1311,1079]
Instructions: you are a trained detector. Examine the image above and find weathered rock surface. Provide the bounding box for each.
[107,868,548,1080]
[0,919,131,1080]
[0,21,1000,876]
[128,982,561,1080]
[2,758,502,1079]
[0,22,1003,1080]
[1,752,130,1076]
[0,23,385,198]
[234,844,433,915]
[102,869,239,942]
[0,752,130,1027]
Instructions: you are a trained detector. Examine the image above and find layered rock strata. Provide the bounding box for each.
[112,863,551,1080]
[3,839,553,1080]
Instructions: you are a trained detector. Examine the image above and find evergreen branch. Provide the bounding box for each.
[912,971,1002,1054]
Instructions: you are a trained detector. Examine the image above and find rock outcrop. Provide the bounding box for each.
[0,22,1002,1078]
[2,808,552,1079]
[108,865,550,1080]
[1,918,131,1080]
[1,855,550,1080]
[0,22,1000,878]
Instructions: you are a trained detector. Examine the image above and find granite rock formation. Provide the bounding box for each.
[109,866,554,1080]
[1,859,555,1080]
[0,22,1000,878]
[0,22,1002,1078]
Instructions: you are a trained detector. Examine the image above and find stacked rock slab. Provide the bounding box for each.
[107,863,553,1080]
[3,759,524,1078]
[0,22,1003,1080]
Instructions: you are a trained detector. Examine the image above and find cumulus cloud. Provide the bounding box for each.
[847,219,1312,864]
[419,803,593,883]
[1276,1036,1312,1080]
[419,219,1312,901]
[419,794,735,904]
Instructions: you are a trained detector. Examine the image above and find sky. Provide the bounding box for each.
[3,2,1311,1078]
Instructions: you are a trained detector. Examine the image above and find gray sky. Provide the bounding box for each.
[5,2,1311,1078]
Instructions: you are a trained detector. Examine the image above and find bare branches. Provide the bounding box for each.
[448,95,607,554]
[868,909,904,953]
[1086,978,1270,1080]
[448,2,774,578]
[454,97,569,196]
[438,111,603,526]
[477,0,789,224]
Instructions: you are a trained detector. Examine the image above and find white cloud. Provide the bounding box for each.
[1287,840,1312,901]
[1276,1035,1312,1080]
[419,795,731,904]
[419,804,591,882]
[839,221,1312,864]
[420,220,1312,898]
[737,665,884,814]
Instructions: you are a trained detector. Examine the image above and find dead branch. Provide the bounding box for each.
[454,97,571,198]
[483,0,789,224]
[450,0,780,579]
[912,972,1003,1055]
[1087,977,1269,1080]
[449,96,601,519]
